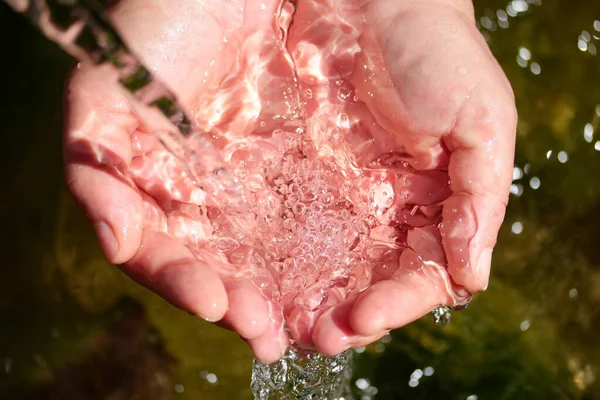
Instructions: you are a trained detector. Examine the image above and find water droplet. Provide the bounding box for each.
[337,87,352,102]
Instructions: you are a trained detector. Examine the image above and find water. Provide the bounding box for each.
[165,0,471,345]
[2,0,600,399]
[251,348,353,399]
[3,0,247,211]
[3,0,470,396]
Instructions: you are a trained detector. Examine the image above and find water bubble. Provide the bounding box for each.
[299,185,318,201]
[337,87,352,102]
[293,203,306,215]
[300,262,317,274]
[284,258,296,270]
[304,89,313,99]
[322,192,335,206]
[291,246,303,258]
[310,201,324,213]
[306,218,317,230]
[292,275,306,290]
[283,210,294,220]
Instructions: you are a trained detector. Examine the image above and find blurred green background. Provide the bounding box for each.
[1,1,599,399]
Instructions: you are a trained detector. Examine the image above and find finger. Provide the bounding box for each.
[349,247,464,337]
[122,231,228,322]
[64,63,143,264]
[442,82,517,293]
[311,300,385,356]
[311,301,354,356]
[65,163,143,264]
[245,303,290,364]
[218,278,270,340]
[349,279,440,338]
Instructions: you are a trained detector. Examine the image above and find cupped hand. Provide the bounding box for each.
[64,0,291,363]
[294,0,517,355]
[64,0,516,362]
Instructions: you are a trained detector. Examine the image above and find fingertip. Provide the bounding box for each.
[93,220,120,263]
[66,164,144,265]
[442,193,504,293]
[221,279,270,340]
[160,263,228,322]
[349,277,442,337]
[349,286,388,337]
[247,319,290,364]
[312,302,354,356]
[475,247,493,290]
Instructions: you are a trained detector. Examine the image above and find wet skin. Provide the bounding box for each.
[64,0,516,363]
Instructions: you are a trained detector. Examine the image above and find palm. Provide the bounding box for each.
[64,0,516,361]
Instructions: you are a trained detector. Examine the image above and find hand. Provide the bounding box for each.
[64,0,291,363]
[64,0,516,362]
[288,0,516,354]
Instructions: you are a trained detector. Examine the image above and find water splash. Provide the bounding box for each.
[252,347,353,400]
[3,0,247,210]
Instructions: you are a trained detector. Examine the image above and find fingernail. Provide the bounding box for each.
[476,247,493,291]
[94,220,119,260]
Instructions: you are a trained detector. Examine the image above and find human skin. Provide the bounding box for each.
[64,0,516,363]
